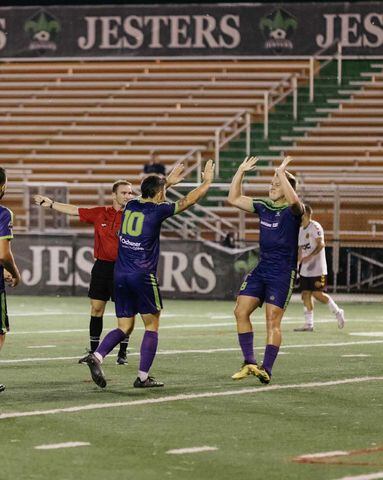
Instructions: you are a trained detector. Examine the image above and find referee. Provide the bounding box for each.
[34,180,133,364]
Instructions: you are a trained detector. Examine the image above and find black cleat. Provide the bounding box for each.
[78,349,92,364]
[133,376,164,388]
[116,353,128,365]
[0,384,5,393]
[82,353,107,388]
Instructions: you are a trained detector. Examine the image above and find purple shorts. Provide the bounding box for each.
[114,271,163,318]
[238,263,296,310]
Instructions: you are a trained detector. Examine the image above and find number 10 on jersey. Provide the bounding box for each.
[121,210,145,237]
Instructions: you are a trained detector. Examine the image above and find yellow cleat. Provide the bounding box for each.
[253,365,271,384]
[231,363,259,380]
[231,363,271,384]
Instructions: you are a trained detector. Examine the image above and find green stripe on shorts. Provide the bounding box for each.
[283,270,296,310]
[150,274,162,311]
[0,291,8,333]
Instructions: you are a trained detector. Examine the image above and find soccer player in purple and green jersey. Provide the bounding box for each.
[82,160,214,389]
[228,156,304,384]
[0,168,21,393]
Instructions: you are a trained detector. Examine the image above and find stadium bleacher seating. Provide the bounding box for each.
[2,58,383,240]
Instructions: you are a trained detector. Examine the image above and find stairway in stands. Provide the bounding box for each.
[211,60,383,241]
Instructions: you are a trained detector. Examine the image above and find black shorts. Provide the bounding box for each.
[0,291,9,334]
[300,274,327,292]
[88,259,115,302]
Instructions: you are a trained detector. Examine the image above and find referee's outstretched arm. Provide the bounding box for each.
[33,195,79,216]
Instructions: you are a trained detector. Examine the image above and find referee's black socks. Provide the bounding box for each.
[118,336,130,357]
[89,316,103,353]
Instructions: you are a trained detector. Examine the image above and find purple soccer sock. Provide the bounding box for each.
[262,344,280,376]
[139,330,158,373]
[96,328,126,359]
[238,332,256,364]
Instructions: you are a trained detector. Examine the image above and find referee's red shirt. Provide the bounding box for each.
[78,206,122,262]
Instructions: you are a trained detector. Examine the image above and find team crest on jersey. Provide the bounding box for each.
[306,233,309,239]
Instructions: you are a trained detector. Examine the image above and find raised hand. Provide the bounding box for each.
[276,156,293,175]
[34,195,53,208]
[238,156,259,172]
[201,159,215,183]
[166,163,185,187]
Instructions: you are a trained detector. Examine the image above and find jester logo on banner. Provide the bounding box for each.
[259,8,297,53]
[24,10,61,52]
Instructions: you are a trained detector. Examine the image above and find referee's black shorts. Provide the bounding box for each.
[88,259,115,302]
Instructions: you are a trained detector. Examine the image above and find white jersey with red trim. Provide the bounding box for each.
[298,220,328,277]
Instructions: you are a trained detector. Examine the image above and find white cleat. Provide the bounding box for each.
[336,309,345,329]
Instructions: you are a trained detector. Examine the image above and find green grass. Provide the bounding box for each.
[1,296,383,480]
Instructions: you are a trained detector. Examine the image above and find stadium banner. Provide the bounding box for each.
[0,3,382,58]
[8,235,258,300]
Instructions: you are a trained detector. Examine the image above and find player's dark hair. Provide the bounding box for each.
[112,180,131,193]
[285,171,297,191]
[0,167,6,185]
[141,175,166,199]
[304,204,313,215]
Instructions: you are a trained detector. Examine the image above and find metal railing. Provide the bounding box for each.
[309,39,342,102]
[169,109,252,179]
[346,251,383,292]
[214,110,251,175]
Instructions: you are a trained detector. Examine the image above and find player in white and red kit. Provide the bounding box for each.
[295,204,345,332]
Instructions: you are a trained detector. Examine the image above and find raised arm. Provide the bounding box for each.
[228,156,258,212]
[165,163,185,189]
[275,156,304,215]
[34,195,79,216]
[175,160,214,214]
[0,240,20,287]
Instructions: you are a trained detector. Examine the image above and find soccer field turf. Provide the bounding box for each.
[1,296,383,480]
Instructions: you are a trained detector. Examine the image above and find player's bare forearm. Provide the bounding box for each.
[176,181,211,213]
[175,159,214,213]
[228,156,258,212]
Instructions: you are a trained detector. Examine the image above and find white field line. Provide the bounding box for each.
[332,472,383,480]
[6,319,374,336]
[27,345,56,349]
[297,451,349,459]
[167,446,218,455]
[341,354,371,358]
[350,332,383,337]
[1,376,382,421]
[1,340,382,364]
[34,442,90,450]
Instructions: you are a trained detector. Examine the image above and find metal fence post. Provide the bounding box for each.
[245,112,251,156]
[292,75,298,120]
[337,42,342,85]
[215,129,220,176]
[309,57,314,102]
[263,92,269,140]
[332,185,340,292]
[196,150,202,181]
